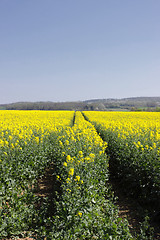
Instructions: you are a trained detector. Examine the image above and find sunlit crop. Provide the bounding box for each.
[83,111,160,208]
[0,110,74,143]
[0,110,74,237]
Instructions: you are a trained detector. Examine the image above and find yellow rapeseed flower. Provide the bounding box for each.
[69,168,74,176]
[57,175,60,180]
[76,211,82,217]
[66,155,71,162]
[66,189,71,193]
[65,140,69,145]
[63,162,67,167]
[62,152,65,156]
[66,178,70,183]
[75,175,80,181]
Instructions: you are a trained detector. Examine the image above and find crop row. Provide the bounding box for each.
[83,111,160,211]
[50,111,132,239]
[0,111,74,238]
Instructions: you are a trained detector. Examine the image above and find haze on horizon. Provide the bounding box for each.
[0,0,160,104]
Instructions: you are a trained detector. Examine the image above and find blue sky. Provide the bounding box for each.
[0,0,160,104]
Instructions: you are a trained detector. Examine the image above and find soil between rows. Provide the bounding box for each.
[109,175,160,240]
[4,162,160,240]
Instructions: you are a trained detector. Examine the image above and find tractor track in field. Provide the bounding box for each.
[109,175,160,239]
[3,163,56,240]
[4,162,160,240]
[109,176,142,237]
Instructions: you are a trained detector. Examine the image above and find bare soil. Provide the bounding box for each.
[109,176,160,239]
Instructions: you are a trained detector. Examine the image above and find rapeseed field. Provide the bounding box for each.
[1,110,158,239]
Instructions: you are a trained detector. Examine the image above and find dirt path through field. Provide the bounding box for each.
[109,177,143,237]
[3,163,56,240]
[109,176,160,239]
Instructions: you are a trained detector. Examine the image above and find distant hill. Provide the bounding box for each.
[1,97,160,111]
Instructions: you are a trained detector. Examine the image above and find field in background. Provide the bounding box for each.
[1,96,160,111]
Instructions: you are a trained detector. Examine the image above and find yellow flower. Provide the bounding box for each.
[11,143,14,148]
[89,153,95,159]
[59,140,63,146]
[153,143,156,149]
[76,211,82,217]
[71,136,76,142]
[65,140,69,145]
[9,135,12,141]
[5,141,9,146]
[85,156,90,162]
[34,137,39,144]
[66,155,71,162]
[62,152,65,156]
[63,162,67,167]
[75,175,80,181]
[78,151,83,157]
[66,178,70,183]
[57,175,60,180]
[69,168,74,176]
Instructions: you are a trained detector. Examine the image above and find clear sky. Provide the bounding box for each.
[0,0,160,104]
